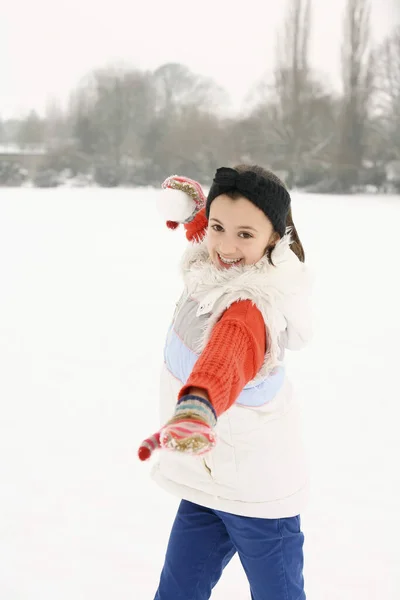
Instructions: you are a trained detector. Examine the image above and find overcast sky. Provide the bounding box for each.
[1,0,399,119]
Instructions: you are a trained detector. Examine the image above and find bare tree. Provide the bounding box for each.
[336,0,373,190]
[276,0,311,87]
[273,0,313,186]
[277,0,315,182]
[70,66,156,184]
[17,111,46,147]
[142,105,230,184]
[44,99,69,147]
[373,25,400,160]
[252,0,337,187]
[94,69,155,171]
[141,63,228,181]
[243,88,337,189]
[69,87,99,157]
[152,63,227,118]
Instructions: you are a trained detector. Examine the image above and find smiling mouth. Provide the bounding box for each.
[217,253,243,265]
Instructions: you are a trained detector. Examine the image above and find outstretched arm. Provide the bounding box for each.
[138,301,267,460]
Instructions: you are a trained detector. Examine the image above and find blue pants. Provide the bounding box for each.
[154,500,306,600]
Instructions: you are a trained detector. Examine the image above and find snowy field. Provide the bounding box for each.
[0,187,399,600]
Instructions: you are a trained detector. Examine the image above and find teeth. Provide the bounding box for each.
[218,254,241,264]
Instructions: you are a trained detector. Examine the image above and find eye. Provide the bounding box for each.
[211,224,224,232]
[239,231,253,239]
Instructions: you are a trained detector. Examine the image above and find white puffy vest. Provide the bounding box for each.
[151,233,312,518]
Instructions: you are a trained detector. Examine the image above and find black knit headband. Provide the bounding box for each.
[206,167,291,237]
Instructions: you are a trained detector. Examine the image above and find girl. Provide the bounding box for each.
[138,165,312,600]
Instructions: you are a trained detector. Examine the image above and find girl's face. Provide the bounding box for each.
[207,194,278,269]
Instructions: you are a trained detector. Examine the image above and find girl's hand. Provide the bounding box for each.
[138,395,217,461]
[159,415,216,456]
[157,175,207,229]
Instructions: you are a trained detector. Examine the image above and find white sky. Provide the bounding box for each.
[1,0,399,119]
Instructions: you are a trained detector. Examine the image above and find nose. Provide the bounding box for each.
[218,238,237,256]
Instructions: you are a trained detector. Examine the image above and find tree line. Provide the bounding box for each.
[1,0,399,192]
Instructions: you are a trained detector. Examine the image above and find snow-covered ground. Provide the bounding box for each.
[0,188,399,599]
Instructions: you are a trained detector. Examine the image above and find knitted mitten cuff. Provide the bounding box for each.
[173,395,217,428]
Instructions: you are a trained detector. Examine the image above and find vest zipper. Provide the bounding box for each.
[203,459,213,478]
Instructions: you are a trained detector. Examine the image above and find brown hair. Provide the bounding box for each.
[229,164,305,263]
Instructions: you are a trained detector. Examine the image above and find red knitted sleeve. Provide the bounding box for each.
[178,300,267,416]
[184,208,208,242]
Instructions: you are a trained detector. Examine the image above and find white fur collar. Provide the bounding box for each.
[180,232,312,377]
[181,232,309,300]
